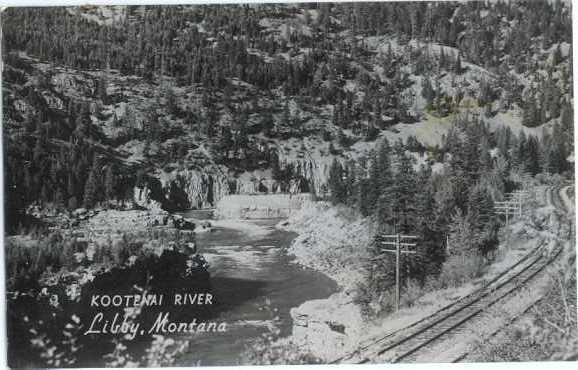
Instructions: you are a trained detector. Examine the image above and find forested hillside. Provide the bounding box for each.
[3,2,573,232]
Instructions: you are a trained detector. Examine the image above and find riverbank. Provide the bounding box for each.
[6,206,210,367]
[275,202,373,360]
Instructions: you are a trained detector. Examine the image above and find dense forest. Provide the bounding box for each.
[3,2,573,231]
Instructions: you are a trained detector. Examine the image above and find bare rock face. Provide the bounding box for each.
[276,153,336,196]
[133,185,164,211]
[51,71,96,98]
[161,169,231,210]
[133,152,336,212]
[289,292,364,362]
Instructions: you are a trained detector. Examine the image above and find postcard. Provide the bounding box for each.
[2,1,576,367]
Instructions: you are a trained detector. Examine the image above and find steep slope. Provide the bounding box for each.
[2,2,573,217]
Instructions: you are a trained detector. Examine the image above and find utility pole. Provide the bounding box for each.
[494,200,518,226]
[495,190,529,225]
[375,233,418,311]
[507,190,529,216]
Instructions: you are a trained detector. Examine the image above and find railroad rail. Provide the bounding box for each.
[331,185,571,364]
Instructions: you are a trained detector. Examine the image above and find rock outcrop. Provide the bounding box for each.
[133,151,335,212]
[290,292,365,361]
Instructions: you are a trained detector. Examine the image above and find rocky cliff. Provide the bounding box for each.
[134,150,337,212]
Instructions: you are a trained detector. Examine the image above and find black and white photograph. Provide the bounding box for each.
[1,0,576,367]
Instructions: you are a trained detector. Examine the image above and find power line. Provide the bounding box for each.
[495,190,529,226]
[376,233,419,311]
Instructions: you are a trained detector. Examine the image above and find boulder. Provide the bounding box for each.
[73,208,88,217]
[169,215,196,230]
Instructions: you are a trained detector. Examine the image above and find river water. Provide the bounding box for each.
[175,211,337,365]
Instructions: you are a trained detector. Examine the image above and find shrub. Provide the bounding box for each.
[436,253,486,289]
[400,279,426,308]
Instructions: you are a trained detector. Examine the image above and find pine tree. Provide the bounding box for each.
[390,150,417,234]
[439,48,447,70]
[261,111,275,137]
[33,134,46,162]
[462,125,483,184]
[83,160,100,208]
[522,96,540,127]
[104,165,116,203]
[371,138,394,226]
[466,185,498,256]
[282,100,291,127]
[552,43,562,65]
[454,53,462,74]
[97,73,108,104]
[422,76,435,109]
[496,126,512,160]
[540,127,553,173]
[549,85,561,119]
[68,196,78,210]
[561,102,573,131]
[144,103,159,140]
[165,86,178,116]
[54,188,65,208]
[415,165,443,277]
[525,135,542,175]
[479,136,493,174]
[548,122,568,173]
[219,127,234,159]
[447,208,472,256]
[513,130,527,171]
[328,158,346,205]
[344,162,357,206]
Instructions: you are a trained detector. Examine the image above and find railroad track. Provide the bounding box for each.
[332,185,570,364]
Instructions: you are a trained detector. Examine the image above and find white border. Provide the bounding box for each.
[0,1,576,370]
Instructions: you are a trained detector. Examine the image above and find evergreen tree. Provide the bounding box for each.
[453,53,462,74]
[513,130,527,171]
[548,122,569,173]
[466,185,499,256]
[344,162,357,206]
[522,96,540,127]
[165,86,179,116]
[390,151,417,234]
[552,43,562,65]
[328,158,347,205]
[219,127,234,159]
[97,73,108,104]
[370,139,394,227]
[422,76,435,109]
[525,135,542,175]
[447,208,472,256]
[104,165,116,203]
[261,111,275,137]
[83,159,100,208]
[414,165,443,277]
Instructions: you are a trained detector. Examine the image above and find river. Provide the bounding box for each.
[175,210,338,365]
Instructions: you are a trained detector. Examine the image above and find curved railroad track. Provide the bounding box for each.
[332,185,572,364]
